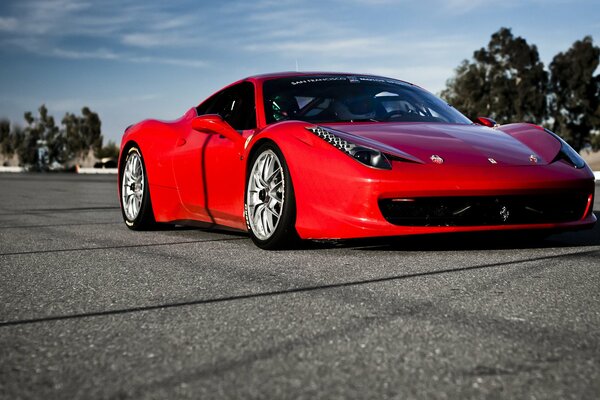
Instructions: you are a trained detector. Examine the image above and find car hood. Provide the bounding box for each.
[322,122,557,166]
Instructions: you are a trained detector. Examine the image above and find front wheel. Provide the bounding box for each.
[120,146,156,230]
[245,143,299,249]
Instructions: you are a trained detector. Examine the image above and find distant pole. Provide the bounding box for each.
[295,59,299,72]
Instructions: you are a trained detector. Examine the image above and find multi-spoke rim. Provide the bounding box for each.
[247,149,285,240]
[121,150,144,221]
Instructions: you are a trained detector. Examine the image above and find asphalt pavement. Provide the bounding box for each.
[1,173,599,399]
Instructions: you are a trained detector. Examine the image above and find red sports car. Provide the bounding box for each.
[119,72,596,249]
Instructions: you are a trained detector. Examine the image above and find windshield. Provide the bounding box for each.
[263,75,472,125]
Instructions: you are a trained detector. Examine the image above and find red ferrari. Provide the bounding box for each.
[119,72,596,249]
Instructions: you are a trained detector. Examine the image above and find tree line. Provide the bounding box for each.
[0,105,119,168]
[441,27,600,151]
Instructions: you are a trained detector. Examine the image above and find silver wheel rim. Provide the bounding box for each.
[247,149,284,240]
[121,151,144,221]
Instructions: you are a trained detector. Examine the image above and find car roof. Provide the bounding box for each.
[247,71,348,81]
[245,71,411,85]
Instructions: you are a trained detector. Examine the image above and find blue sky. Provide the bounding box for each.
[0,0,599,144]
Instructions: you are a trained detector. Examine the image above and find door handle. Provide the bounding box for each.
[176,137,187,147]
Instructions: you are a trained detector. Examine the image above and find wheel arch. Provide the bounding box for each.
[244,136,301,204]
[245,138,278,177]
[243,138,300,248]
[243,123,331,239]
[118,144,157,229]
[117,140,141,197]
[243,121,382,240]
[243,122,313,187]
[118,140,139,168]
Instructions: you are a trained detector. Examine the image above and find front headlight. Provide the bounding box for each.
[545,129,586,169]
[307,126,392,169]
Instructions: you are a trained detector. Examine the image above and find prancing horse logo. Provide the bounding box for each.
[499,206,510,222]
[430,155,444,164]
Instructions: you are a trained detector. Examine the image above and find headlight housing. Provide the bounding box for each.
[545,129,586,169]
[307,126,392,169]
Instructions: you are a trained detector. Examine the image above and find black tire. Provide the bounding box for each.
[245,142,299,249]
[119,146,156,230]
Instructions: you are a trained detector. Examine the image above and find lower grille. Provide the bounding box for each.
[379,193,590,227]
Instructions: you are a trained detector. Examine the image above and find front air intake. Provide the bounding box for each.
[379,192,590,226]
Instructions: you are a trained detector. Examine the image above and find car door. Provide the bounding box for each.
[171,90,225,220]
[203,81,256,229]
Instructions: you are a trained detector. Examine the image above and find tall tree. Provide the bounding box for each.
[549,36,600,151]
[0,120,23,163]
[62,112,84,160]
[95,140,119,160]
[62,107,103,160]
[20,105,61,166]
[0,120,11,157]
[441,28,548,124]
[80,107,103,153]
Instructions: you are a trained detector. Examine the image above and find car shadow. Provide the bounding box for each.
[146,221,249,236]
[305,211,600,252]
[143,212,600,252]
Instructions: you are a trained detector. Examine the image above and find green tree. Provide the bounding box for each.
[0,119,12,157]
[12,126,25,163]
[441,27,548,124]
[20,111,41,165]
[62,107,103,160]
[591,133,600,151]
[0,121,24,163]
[20,105,62,166]
[549,36,600,151]
[62,112,84,160]
[81,107,103,153]
[95,140,119,160]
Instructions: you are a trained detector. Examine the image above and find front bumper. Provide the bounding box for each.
[291,157,596,239]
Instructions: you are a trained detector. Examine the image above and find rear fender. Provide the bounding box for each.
[119,111,195,222]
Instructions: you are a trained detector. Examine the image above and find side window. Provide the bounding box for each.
[196,82,256,131]
[196,92,222,116]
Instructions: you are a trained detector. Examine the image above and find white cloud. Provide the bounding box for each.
[47,93,161,112]
[7,0,92,35]
[244,31,476,61]
[50,47,206,68]
[0,16,18,31]
[341,0,406,4]
[121,32,195,48]
[129,56,206,68]
[245,37,388,57]
[360,66,456,93]
[152,16,196,31]
[0,0,210,67]
[441,0,519,14]
[51,48,119,60]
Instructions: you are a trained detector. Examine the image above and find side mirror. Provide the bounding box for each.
[191,114,244,145]
[475,117,498,128]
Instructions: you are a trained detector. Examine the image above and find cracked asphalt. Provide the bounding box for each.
[1,173,599,399]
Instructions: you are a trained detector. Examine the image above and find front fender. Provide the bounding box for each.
[497,123,562,163]
[243,121,389,238]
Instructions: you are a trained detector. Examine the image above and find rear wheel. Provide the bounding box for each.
[245,143,298,249]
[120,146,156,230]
